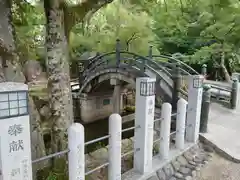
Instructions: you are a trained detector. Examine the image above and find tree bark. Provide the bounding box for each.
[0,0,46,178]
[0,0,14,82]
[44,0,73,156]
[220,44,231,82]
[0,0,26,83]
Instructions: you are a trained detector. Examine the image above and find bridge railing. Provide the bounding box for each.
[149,55,199,76]
[77,50,175,99]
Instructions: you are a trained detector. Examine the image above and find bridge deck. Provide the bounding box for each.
[200,103,240,161]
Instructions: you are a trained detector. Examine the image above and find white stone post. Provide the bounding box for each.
[232,73,240,110]
[0,82,32,180]
[108,114,122,180]
[186,75,204,143]
[176,98,187,150]
[134,77,155,174]
[68,123,85,180]
[159,103,172,160]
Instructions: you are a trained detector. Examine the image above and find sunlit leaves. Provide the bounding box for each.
[70,0,158,56]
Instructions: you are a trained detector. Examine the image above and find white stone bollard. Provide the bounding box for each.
[186,75,204,143]
[159,103,172,160]
[176,98,188,150]
[134,77,155,174]
[108,114,122,180]
[68,123,85,180]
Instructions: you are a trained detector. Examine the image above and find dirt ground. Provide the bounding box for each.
[196,153,240,180]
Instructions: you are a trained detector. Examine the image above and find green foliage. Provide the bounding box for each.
[124,105,135,112]
[12,0,159,63]
[46,173,58,180]
[147,0,240,77]
[11,0,240,75]
[70,0,158,57]
[12,0,45,64]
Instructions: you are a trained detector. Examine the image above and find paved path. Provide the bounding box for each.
[196,153,240,180]
[200,102,240,161]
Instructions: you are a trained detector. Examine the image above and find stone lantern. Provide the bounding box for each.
[0,82,32,180]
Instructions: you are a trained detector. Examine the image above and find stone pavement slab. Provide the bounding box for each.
[200,102,240,162]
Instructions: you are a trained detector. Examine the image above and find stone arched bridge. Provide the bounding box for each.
[70,40,240,169]
[70,40,234,124]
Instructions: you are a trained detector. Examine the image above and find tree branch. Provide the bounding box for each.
[64,0,114,42]
[126,32,139,51]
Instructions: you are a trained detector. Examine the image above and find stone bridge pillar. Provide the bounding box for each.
[111,78,121,114]
[186,75,204,143]
[172,63,181,112]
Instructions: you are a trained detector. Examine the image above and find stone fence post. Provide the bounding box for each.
[232,72,240,82]
[176,98,187,150]
[159,102,172,160]
[231,79,238,109]
[134,77,155,174]
[68,123,85,180]
[186,75,204,143]
[201,64,207,77]
[231,73,240,110]
[200,84,211,133]
[108,114,122,180]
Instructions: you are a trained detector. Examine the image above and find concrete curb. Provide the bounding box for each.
[199,134,240,163]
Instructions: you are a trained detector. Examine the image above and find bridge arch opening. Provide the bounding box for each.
[74,66,169,125]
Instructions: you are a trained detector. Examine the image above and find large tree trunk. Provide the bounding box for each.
[44,0,73,156]
[0,0,15,82]
[0,0,25,82]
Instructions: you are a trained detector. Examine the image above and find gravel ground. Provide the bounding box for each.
[196,153,240,180]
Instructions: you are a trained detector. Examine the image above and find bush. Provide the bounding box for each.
[124,105,135,112]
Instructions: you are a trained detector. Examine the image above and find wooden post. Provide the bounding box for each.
[176,98,187,150]
[116,39,121,67]
[172,63,181,112]
[108,114,122,180]
[159,102,172,160]
[68,123,85,180]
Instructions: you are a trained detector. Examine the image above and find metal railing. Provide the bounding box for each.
[31,110,180,178]
[84,125,137,176]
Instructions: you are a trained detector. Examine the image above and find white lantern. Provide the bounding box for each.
[193,77,204,89]
[0,91,28,118]
[140,81,155,96]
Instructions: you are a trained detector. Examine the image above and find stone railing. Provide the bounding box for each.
[66,98,201,179]
[0,75,205,180]
[63,75,204,180]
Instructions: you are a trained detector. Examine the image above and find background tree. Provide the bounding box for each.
[149,0,240,80]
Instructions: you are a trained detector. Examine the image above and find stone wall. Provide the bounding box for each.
[80,91,124,123]
[84,138,213,180]
[145,143,213,180]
